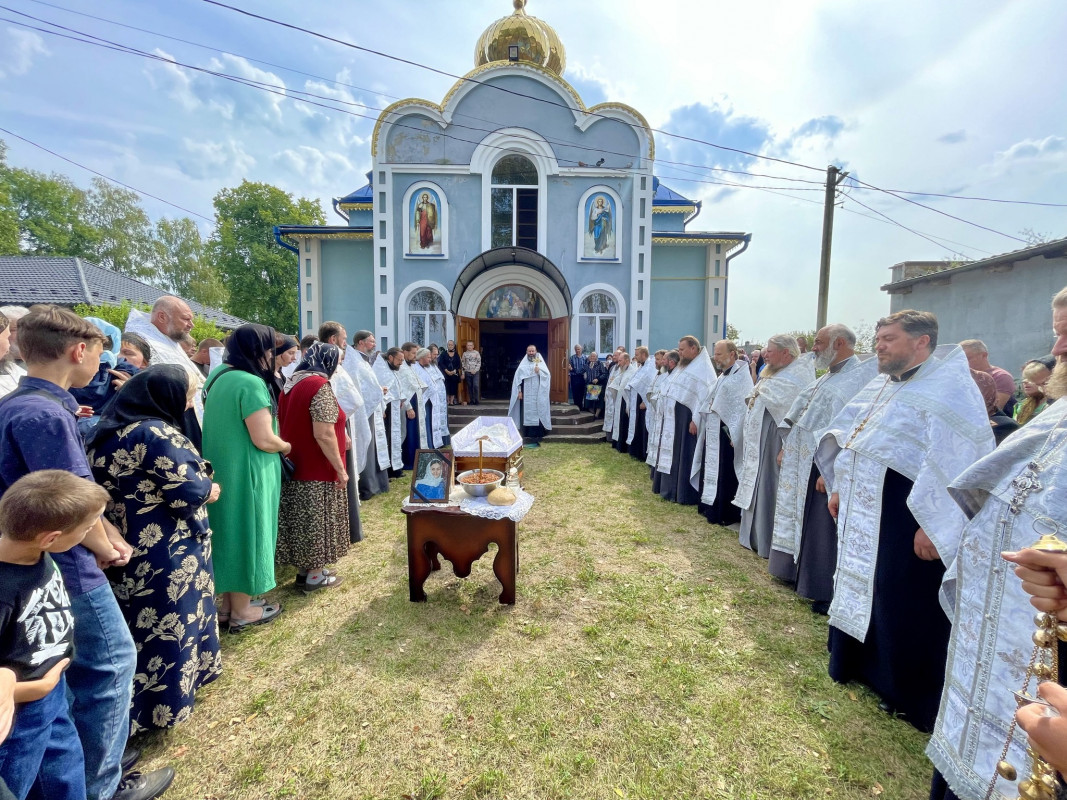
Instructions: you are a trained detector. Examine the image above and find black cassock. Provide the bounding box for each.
[629,401,648,463]
[401,394,420,470]
[698,420,741,525]
[651,403,700,505]
[612,403,629,454]
[793,464,836,612]
[358,413,391,500]
[828,468,949,733]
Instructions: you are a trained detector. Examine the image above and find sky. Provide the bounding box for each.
[0,0,1064,341]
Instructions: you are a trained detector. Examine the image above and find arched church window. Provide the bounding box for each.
[407,289,448,347]
[577,292,617,355]
[491,154,538,250]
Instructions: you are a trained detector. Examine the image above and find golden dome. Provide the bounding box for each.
[474,0,566,77]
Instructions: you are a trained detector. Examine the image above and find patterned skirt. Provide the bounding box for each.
[277,480,351,570]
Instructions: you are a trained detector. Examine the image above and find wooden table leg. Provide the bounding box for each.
[492,522,518,605]
[407,520,432,602]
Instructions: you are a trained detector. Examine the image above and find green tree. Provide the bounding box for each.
[86,178,156,280]
[153,217,228,309]
[0,142,19,255]
[725,323,740,341]
[208,181,325,331]
[1,165,98,256]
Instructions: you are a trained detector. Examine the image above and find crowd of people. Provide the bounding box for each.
[568,301,1067,800]
[0,297,471,800]
[2,291,1067,800]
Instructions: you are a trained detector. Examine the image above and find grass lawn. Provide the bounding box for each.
[138,444,932,799]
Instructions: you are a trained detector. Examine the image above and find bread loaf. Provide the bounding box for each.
[486,487,516,506]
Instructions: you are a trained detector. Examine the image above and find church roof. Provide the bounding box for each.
[651,178,696,208]
[338,183,372,206]
[0,256,246,329]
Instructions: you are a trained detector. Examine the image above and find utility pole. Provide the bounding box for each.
[816,165,848,330]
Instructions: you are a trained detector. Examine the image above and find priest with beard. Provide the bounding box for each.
[815,310,993,733]
[646,350,678,477]
[768,324,877,601]
[413,348,450,449]
[650,336,716,505]
[734,334,815,557]
[927,287,1067,800]
[509,344,552,447]
[348,329,396,496]
[372,346,412,478]
[605,351,634,453]
[691,339,753,526]
[626,347,656,462]
[398,342,429,469]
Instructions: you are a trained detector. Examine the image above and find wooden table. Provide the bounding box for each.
[402,505,518,604]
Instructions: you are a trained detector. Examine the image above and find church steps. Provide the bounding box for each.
[443,401,607,443]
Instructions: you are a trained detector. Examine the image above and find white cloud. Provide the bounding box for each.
[271,146,353,187]
[0,28,49,80]
[996,135,1067,163]
[176,138,255,181]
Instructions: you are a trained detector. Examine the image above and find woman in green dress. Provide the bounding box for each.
[202,324,291,632]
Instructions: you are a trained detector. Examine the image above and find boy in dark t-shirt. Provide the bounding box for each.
[0,471,109,800]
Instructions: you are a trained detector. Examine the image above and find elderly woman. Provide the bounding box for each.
[202,324,290,632]
[1015,358,1052,425]
[276,342,348,593]
[86,365,223,734]
[971,368,1020,446]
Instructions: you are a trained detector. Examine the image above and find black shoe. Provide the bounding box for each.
[121,746,141,774]
[112,767,175,800]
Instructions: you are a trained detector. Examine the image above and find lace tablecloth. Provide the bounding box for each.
[459,487,535,521]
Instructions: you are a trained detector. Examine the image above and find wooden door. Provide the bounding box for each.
[456,316,479,404]
[548,316,569,403]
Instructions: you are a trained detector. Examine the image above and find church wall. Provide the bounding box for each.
[648,246,708,349]
[320,240,374,337]
[392,173,480,286]
[887,252,1067,376]
[384,75,643,169]
[652,212,687,232]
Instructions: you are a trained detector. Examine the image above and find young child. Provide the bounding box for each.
[0,470,109,800]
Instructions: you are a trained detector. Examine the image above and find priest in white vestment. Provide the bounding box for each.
[373,347,413,477]
[651,337,716,505]
[125,298,205,445]
[398,344,429,469]
[413,348,450,449]
[606,352,635,453]
[691,340,753,526]
[927,290,1067,800]
[645,352,678,472]
[815,310,994,733]
[734,335,814,557]
[626,347,656,463]
[508,345,552,446]
[347,330,394,496]
[768,325,877,604]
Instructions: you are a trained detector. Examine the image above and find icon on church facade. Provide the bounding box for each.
[407,186,444,257]
[583,192,616,260]
[477,285,550,319]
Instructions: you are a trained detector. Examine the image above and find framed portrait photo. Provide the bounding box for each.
[410,449,454,504]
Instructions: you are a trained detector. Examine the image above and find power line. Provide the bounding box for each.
[0,125,214,222]
[21,0,1064,212]
[10,0,830,189]
[197,0,830,175]
[0,9,827,197]
[843,190,975,258]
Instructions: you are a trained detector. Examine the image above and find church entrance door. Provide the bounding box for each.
[478,319,548,400]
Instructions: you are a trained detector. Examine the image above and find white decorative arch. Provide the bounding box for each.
[576,185,623,263]
[397,280,454,345]
[471,129,556,255]
[456,266,569,320]
[402,181,448,259]
[572,283,627,352]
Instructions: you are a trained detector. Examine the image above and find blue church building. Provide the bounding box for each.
[277,0,750,400]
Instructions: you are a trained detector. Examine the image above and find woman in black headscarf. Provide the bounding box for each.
[276,342,349,594]
[202,324,291,632]
[86,365,223,734]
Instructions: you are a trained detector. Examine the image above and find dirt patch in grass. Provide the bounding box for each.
[137,444,931,799]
